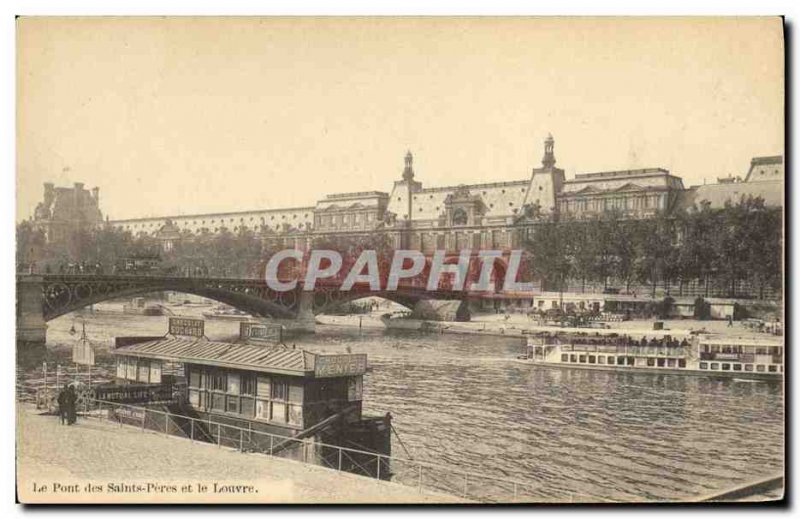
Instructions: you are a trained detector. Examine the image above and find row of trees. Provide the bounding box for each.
[17,196,782,299]
[525,196,782,299]
[16,224,267,278]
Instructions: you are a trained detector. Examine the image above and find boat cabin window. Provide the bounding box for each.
[769,365,778,373]
[745,364,754,371]
[607,356,615,365]
[757,365,766,372]
[626,357,634,366]
[678,359,686,368]
[588,355,596,364]
[647,358,655,367]
[579,355,586,363]
[733,364,742,371]
[657,359,665,367]
[561,354,569,362]
[710,363,719,370]
[700,362,708,369]
[570,354,577,363]
[721,363,731,371]
[598,355,605,364]
[617,357,625,366]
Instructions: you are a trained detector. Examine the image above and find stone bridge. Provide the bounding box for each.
[16,274,473,349]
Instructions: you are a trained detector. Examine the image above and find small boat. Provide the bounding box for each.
[123,297,165,316]
[202,306,252,321]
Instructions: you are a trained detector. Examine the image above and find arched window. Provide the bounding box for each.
[452,208,468,226]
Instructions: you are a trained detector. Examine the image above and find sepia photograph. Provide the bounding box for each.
[13,15,785,505]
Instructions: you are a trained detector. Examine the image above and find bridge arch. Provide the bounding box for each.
[41,276,298,321]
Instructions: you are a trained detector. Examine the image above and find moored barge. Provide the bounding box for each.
[107,318,392,478]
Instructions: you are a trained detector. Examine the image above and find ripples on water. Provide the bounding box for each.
[22,308,784,502]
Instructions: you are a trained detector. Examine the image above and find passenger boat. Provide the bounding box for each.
[517,327,783,381]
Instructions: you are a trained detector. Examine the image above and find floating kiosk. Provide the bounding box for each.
[518,326,783,381]
[108,317,392,477]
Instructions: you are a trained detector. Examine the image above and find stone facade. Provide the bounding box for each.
[92,137,782,252]
[31,182,103,244]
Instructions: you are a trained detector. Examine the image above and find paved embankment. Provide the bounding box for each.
[16,404,464,504]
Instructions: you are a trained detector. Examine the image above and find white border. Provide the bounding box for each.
[2,2,797,518]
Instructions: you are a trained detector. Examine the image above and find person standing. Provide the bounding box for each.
[56,387,67,425]
[65,385,77,425]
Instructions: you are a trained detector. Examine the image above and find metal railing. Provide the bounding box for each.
[74,397,542,503]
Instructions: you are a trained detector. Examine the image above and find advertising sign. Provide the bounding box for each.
[239,322,283,343]
[314,354,368,378]
[169,317,205,338]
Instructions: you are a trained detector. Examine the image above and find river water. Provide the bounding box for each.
[19,304,784,502]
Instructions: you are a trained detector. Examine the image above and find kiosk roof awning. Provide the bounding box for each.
[113,337,313,376]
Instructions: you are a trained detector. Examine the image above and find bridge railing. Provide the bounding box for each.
[74,397,549,503]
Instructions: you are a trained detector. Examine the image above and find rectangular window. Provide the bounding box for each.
[227,373,241,395]
[272,380,289,401]
[607,356,615,365]
[211,371,226,391]
[211,393,225,411]
[657,358,665,367]
[561,354,569,362]
[348,377,363,401]
[700,362,708,369]
[137,361,150,383]
[126,358,137,380]
[288,405,303,426]
[579,355,586,363]
[627,357,635,366]
[598,355,605,364]
[288,384,304,404]
[116,358,126,379]
[150,361,162,384]
[711,363,719,370]
[588,355,596,364]
[255,400,270,420]
[678,359,686,368]
[188,389,200,407]
[570,354,577,363]
[732,364,742,371]
[617,357,625,366]
[745,364,754,372]
[189,367,202,388]
[722,363,731,371]
[647,358,655,367]
[272,402,287,423]
[756,365,766,372]
[257,376,271,398]
[226,395,239,414]
[768,365,778,373]
[241,375,256,396]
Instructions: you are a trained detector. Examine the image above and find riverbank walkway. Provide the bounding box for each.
[16,404,464,504]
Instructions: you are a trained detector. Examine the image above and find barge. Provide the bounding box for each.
[518,327,783,381]
[109,318,392,478]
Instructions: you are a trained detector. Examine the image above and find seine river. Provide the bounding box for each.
[20,305,784,502]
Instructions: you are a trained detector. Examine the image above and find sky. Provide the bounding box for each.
[16,17,784,222]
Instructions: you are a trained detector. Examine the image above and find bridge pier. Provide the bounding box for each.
[270,292,316,335]
[16,275,47,353]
